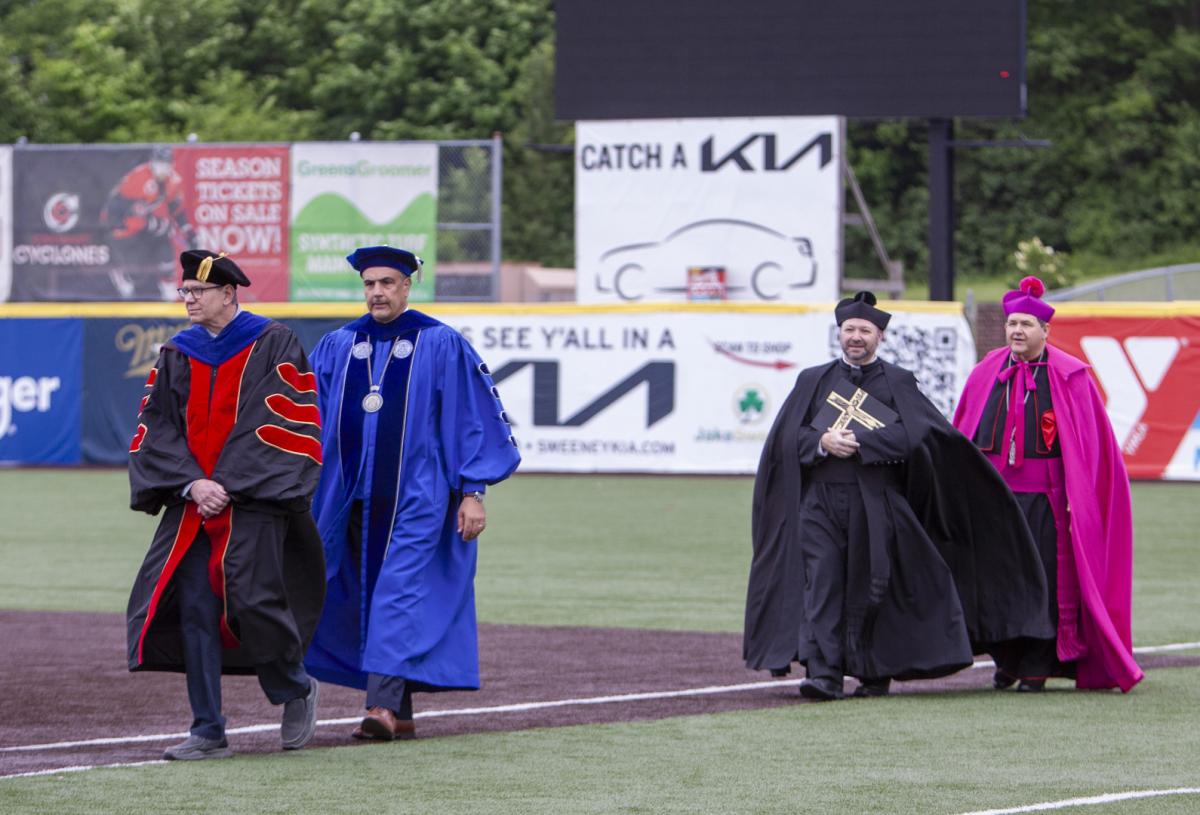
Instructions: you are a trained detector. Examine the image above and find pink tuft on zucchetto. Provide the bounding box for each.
[1002,275,1055,322]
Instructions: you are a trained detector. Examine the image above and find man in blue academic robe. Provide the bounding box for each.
[306,245,521,740]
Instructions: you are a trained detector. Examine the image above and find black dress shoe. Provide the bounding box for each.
[798,677,844,701]
[852,677,891,698]
[993,670,1018,690]
[1017,678,1046,693]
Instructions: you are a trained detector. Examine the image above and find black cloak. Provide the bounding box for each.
[743,359,1054,680]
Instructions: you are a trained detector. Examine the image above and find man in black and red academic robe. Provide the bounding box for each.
[126,250,325,760]
[744,292,1053,700]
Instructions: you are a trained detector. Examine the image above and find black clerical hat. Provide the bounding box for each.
[180,250,251,287]
[835,291,890,330]
[346,245,424,282]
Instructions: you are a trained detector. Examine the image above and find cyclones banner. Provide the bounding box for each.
[1049,307,1200,481]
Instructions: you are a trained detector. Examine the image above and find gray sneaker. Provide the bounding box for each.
[162,734,233,761]
[281,677,319,750]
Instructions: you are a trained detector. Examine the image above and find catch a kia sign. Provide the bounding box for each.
[575,117,842,304]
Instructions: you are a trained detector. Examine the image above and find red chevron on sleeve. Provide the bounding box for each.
[130,423,147,453]
[146,368,157,387]
[139,394,151,413]
[265,393,321,427]
[276,362,316,394]
[256,425,323,464]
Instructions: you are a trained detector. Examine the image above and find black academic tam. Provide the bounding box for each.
[743,358,1053,681]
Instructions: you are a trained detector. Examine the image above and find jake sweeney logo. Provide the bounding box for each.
[0,375,61,438]
[733,385,769,425]
[1078,335,1182,454]
[115,322,189,379]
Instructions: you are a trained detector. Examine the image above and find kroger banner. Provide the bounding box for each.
[0,146,10,301]
[0,318,82,464]
[290,143,438,303]
[575,117,842,304]
[444,305,972,473]
[1049,307,1200,481]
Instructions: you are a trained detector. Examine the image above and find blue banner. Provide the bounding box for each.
[82,317,191,465]
[0,318,82,464]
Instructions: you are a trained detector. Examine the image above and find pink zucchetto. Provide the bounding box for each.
[1002,276,1055,322]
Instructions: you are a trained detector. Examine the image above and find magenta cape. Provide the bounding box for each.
[954,346,1142,692]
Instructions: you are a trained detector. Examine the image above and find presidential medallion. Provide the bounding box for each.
[362,390,384,413]
[352,342,372,359]
[393,339,414,359]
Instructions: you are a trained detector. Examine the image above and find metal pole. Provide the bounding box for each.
[928,118,955,301]
[490,132,503,302]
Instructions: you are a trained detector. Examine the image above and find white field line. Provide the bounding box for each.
[1,639,1197,778]
[951,787,1200,815]
[3,760,165,779]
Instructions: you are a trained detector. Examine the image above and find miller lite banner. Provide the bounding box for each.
[575,117,842,304]
[1050,306,1200,481]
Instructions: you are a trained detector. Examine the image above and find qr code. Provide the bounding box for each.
[826,323,962,417]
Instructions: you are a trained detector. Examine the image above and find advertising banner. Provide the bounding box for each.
[12,146,149,301]
[0,146,10,302]
[81,317,191,465]
[290,143,438,303]
[1049,310,1200,481]
[575,117,842,304]
[442,306,972,473]
[0,318,82,464]
[10,144,290,302]
[173,145,290,301]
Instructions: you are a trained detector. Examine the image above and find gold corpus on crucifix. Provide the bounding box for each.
[825,388,886,431]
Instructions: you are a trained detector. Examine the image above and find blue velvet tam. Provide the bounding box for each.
[346,245,424,282]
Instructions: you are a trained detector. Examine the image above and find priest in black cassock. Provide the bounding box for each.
[743,292,1053,701]
[126,251,326,759]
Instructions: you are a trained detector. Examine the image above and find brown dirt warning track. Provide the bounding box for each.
[2,609,1195,777]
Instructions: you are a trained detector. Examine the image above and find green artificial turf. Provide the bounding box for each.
[0,471,1197,649]
[2,470,1199,813]
[3,666,1198,814]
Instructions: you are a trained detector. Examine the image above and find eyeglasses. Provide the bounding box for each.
[177,285,222,301]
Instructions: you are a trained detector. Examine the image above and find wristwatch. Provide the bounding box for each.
[464,491,485,504]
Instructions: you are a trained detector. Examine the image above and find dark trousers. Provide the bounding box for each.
[348,501,414,719]
[991,491,1076,681]
[177,530,311,740]
[797,482,869,683]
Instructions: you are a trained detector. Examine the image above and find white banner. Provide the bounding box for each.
[575,117,842,304]
[0,146,11,303]
[442,304,973,473]
[289,142,438,302]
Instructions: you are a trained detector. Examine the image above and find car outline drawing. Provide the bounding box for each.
[595,218,818,301]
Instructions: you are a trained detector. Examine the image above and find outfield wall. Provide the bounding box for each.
[0,302,1196,479]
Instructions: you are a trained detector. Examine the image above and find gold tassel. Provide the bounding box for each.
[195,252,226,283]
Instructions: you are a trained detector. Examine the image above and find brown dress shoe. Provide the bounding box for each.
[352,706,416,741]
